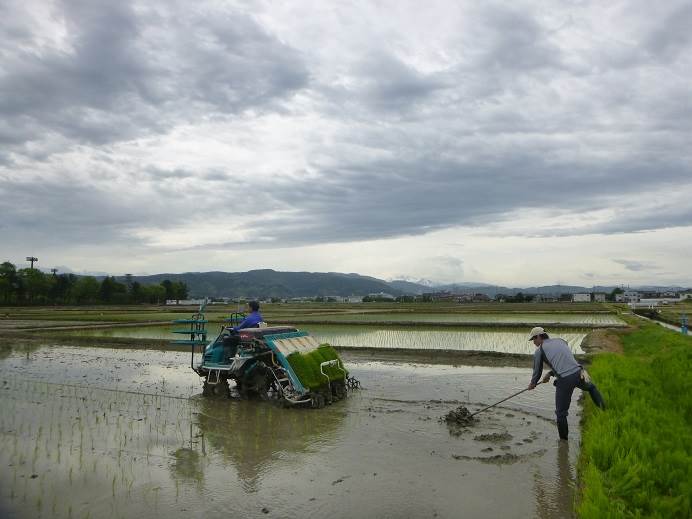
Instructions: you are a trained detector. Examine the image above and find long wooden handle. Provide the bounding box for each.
[468,381,542,418]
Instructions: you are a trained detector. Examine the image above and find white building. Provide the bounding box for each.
[593,293,607,302]
[572,293,591,303]
[321,295,364,303]
[367,292,395,300]
[616,291,641,303]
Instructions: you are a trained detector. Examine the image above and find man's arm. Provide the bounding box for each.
[528,349,543,389]
[232,316,253,331]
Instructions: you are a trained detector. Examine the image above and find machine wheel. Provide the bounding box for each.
[204,379,229,398]
[258,376,282,401]
[332,382,346,400]
[311,393,325,409]
[248,364,281,401]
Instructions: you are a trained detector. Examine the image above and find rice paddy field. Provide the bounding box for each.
[55,324,589,355]
[0,302,622,326]
[2,302,625,357]
[645,299,692,328]
[282,312,624,325]
[0,343,581,519]
[0,302,634,518]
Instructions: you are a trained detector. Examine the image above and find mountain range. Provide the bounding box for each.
[115,269,689,299]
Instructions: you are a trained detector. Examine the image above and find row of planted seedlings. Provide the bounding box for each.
[287,312,625,325]
[0,375,209,519]
[308,325,589,353]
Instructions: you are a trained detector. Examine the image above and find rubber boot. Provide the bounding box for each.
[557,418,569,440]
[589,386,606,410]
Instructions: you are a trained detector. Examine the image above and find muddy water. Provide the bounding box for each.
[0,343,580,519]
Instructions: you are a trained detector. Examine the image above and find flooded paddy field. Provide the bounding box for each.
[285,312,625,326]
[59,323,590,355]
[1,303,624,328]
[0,342,580,519]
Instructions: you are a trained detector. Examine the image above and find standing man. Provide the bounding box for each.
[527,326,605,440]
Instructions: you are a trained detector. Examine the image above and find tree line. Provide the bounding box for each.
[0,262,188,305]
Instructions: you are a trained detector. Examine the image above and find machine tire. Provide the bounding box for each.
[258,377,281,401]
[250,364,281,401]
[332,382,346,400]
[210,379,229,398]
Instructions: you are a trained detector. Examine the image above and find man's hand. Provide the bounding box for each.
[541,374,551,384]
[527,382,536,390]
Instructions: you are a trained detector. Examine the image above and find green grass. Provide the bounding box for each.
[286,344,347,391]
[578,320,691,518]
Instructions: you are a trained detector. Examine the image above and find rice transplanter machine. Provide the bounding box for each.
[171,304,358,407]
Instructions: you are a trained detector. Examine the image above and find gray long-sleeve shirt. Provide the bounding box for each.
[531,338,582,385]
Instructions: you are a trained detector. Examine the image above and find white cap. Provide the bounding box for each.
[528,326,546,341]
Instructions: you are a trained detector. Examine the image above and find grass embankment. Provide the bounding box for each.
[578,320,691,518]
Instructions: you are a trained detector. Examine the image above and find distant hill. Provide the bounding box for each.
[434,284,620,298]
[121,269,402,299]
[387,280,431,295]
[111,269,689,299]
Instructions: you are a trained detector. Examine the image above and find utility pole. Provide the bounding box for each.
[26,256,38,269]
[51,268,58,276]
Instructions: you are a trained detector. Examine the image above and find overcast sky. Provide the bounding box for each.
[1,0,691,286]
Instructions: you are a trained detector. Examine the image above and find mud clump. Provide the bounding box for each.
[441,406,477,427]
[473,432,513,443]
[452,452,522,465]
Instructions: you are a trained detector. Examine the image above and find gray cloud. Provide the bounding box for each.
[224,152,691,246]
[353,52,447,111]
[645,2,692,62]
[0,174,155,247]
[0,0,308,156]
[473,3,563,72]
[613,259,661,272]
[0,0,691,267]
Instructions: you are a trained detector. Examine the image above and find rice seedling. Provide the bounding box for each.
[285,344,346,391]
[307,325,588,354]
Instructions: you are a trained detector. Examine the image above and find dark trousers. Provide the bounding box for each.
[554,370,605,439]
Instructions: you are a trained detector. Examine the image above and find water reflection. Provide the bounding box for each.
[533,441,576,518]
[0,341,41,360]
[185,398,346,491]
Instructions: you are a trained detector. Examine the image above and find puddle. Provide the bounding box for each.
[0,343,579,518]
